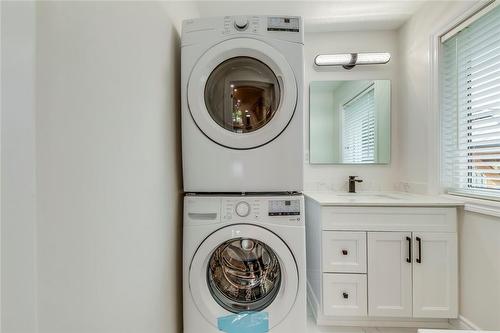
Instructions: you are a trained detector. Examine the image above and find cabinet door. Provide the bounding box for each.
[413,232,458,318]
[368,232,412,317]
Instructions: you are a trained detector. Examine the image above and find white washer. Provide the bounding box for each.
[181,16,304,192]
[183,194,306,333]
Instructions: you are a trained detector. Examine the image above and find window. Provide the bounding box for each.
[441,2,500,198]
[342,84,376,163]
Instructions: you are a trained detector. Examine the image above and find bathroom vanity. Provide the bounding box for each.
[305,191,464,328]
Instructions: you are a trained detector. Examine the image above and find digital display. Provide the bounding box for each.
[267,17,300,32]
[269,199,300,216]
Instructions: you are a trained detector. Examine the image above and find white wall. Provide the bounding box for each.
[1,2,38,332]
[458,210,500,330]
[304,30,399,191]
[397,1,477,194]
[35,2,183,333]
[398,1,500,330]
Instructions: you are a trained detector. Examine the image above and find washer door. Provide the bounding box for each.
[189,224,299,329]
[187,38,298,149]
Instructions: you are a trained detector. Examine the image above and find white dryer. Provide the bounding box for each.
[183,194,306,333]
[181,16,304,192]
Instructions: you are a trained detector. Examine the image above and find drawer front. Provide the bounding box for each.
[323,273,367,317]
[322,231,367,273]
[322,207,457,232]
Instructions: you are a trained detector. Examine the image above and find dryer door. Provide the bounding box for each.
[189,224,299,329]
[187,38,298,149]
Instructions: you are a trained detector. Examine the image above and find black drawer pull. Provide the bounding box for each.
[342,292,349,299]
[341,249,348,256]
[406,236,412,263]
[416,236,422,263]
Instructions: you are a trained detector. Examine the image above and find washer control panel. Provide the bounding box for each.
[185,195,304,226]
[224,199,261,220]
[268,199,301,216]
[267,17,300,32]
[221,196,302,223]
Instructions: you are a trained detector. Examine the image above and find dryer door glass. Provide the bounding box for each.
[207,238,281,313]
[204,57,281,134]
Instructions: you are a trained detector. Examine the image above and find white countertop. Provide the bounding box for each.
[304,191,465,207]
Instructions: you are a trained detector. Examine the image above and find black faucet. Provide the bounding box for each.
[348,176,363,193]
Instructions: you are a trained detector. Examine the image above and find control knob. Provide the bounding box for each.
[235,201,251,217]
[234,16,249,30]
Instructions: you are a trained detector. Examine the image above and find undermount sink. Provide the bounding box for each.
[334,193,403,200]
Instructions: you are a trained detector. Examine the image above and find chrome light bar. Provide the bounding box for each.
[314,52,391,70]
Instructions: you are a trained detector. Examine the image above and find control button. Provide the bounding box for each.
[235,201,251,217]
[234,16,249,30]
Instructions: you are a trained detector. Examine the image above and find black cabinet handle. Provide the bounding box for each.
[406,236,412,263]
[342,249,348,256]
[342,292,349,299]
[416,236,422,263]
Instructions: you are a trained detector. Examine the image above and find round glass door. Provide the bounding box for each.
[204,57,281,134]
[207,238,281,313]
[187,38,298,149]
[189,224,299,329]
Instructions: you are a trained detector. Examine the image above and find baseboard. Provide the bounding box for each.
[316,317,451,328]
[449,315,481,330]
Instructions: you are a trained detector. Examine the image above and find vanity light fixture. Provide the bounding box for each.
[314,52,391,70]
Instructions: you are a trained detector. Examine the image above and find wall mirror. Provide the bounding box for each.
[309,80,391,164]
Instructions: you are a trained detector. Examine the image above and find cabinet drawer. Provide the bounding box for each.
[323,273,367,317]
[322,231,366,273]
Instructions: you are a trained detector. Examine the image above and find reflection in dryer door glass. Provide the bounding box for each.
[204,57,281,133]
[207,238,281,313]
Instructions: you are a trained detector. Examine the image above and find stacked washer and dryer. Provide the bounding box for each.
[181,16,306,333]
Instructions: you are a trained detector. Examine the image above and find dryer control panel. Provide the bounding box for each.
[182,16,304,46]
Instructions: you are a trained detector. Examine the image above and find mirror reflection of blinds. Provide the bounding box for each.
[441,3,500,197]
[342,84,375,164]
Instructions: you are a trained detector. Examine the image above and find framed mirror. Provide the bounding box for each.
[309,80,391,164]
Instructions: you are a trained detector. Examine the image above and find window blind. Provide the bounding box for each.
[342,85,376,163]
[441,3,500,197]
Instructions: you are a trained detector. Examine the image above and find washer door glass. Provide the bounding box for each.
[204,57,281,134]
[207,238,281,313]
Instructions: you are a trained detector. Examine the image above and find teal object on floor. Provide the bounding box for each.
[217,311,269,333]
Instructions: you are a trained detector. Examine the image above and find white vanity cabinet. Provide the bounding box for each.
[412,232,458,318]
[367,231,413,318]
[305,192,462,328]
[367,232,458,319]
